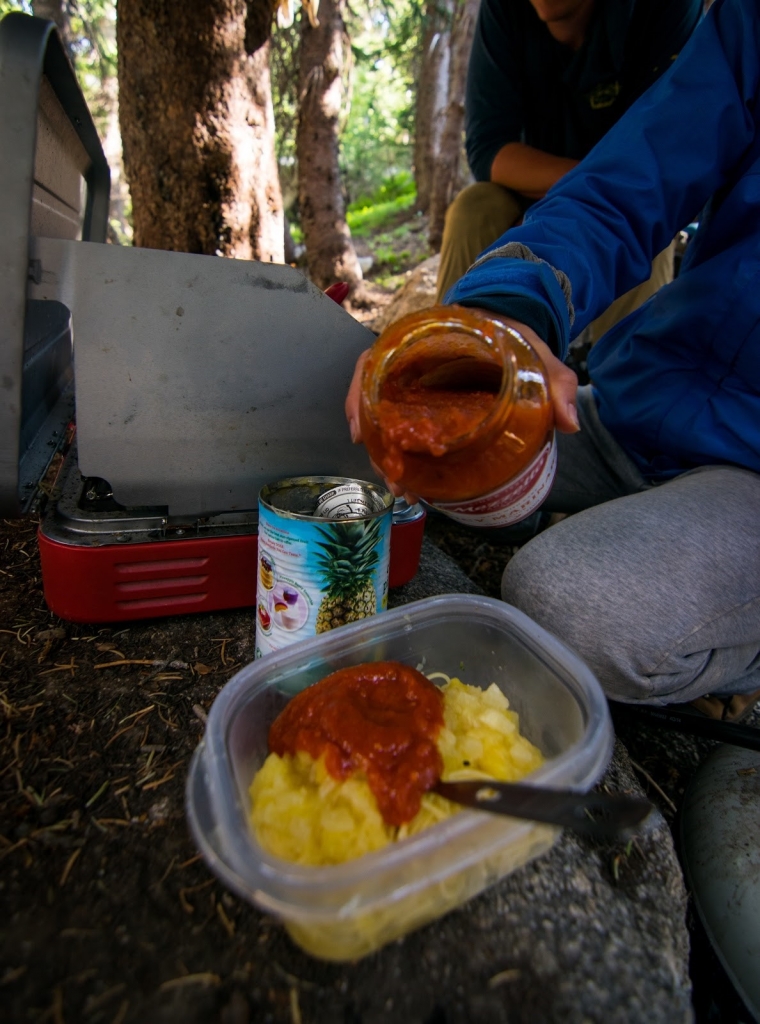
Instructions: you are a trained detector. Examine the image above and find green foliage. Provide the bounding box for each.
[274,0,425,227]
[347,192,416,236]
[348,170,416,211]
[270,16,301,209]
[340,0,421,203]
[0,1,32,17]
[373,244,411,270]
[347,171,417,236]
[360,208,433,286]
[67,1,118,138]
[0,2,117,139]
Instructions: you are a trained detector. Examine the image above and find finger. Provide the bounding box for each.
[346,349,370,443]
[527,336,580,434]
[548,361,580,434]
[486,317,580,435]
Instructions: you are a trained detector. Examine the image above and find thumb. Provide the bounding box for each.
[547,359,581,433]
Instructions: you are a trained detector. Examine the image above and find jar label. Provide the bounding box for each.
[434,434,557,527]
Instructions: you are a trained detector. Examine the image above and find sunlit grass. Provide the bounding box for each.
[348,192,416,236]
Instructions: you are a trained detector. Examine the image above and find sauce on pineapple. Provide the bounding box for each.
[268,661,444,827]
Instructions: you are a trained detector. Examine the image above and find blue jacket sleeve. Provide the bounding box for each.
[448,0,760,361]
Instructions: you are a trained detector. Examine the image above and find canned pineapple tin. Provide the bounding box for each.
[255,476,393,658]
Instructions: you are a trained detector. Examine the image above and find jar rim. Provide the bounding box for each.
[362,310,520,453]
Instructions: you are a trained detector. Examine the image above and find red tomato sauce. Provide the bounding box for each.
[362,325,553,501]
[374,386,497,481]
[268,661,444,827]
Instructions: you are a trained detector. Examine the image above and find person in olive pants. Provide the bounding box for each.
[436,0,701,342]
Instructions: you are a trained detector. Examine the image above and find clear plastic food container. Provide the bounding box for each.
[186,594,613,961]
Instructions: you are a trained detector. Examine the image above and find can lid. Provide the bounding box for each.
[315,483,384,520]
[260,476,393,520]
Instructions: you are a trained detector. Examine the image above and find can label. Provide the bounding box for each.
[255,478,392,658]
[434,434,557,527]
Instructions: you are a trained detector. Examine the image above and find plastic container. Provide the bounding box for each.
[186,594,613,961]
[359,305,556,527]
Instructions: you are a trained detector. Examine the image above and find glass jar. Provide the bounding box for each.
[359,305,556,527]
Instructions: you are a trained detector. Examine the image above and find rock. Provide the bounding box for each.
[371,253,441,333]
[389,535,483,606]
[376,542,693,1023]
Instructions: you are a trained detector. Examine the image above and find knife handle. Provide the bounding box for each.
[434,781,654,838]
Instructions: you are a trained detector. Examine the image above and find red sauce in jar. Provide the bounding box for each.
[374,385,498,482]
[359,307,553,503]
[268,661,444,827]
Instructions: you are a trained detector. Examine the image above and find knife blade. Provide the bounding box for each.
[433,780,654,838]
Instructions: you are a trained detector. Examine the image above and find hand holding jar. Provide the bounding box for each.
[345,305,580,527]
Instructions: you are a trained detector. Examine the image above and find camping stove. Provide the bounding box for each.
[36,444,424,623]
[1,13,425,625]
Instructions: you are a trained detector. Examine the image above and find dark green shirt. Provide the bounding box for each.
[465,0,702,182]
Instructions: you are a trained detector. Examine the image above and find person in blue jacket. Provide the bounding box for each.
[435,0,703,346]
[449,0,760,718]
[347,0,760,718]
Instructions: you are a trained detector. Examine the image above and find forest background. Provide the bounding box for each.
[0,0,479,319]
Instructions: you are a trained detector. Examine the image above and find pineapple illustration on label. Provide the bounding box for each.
[255,477,392,658]
[314,519,383,633]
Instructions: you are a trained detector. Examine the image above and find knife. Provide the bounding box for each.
[608,700,760,752]
[433,780,654,838]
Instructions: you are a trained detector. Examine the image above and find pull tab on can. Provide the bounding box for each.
[315,482,385,520]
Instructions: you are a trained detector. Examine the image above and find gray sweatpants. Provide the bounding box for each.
[502,387,760,705]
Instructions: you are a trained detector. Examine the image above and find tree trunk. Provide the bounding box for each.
[428,0,479,251]
[117,0,284,262]
[296,0,362,291]
[414,0,454,215]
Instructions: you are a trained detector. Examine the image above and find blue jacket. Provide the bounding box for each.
[448,0,760,481]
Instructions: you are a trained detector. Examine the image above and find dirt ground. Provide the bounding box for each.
[2,507,758,1024]
[0,507,519,1024]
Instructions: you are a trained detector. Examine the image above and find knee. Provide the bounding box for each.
[500,530,653,703]
[443,182,521,237]
[501,537,570,641]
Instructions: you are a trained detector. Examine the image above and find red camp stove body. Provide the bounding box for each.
[38,450,425,623]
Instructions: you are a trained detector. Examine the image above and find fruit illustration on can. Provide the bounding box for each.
[314,518,383,633]
[259,553,275,590]
[257,602,272,632]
